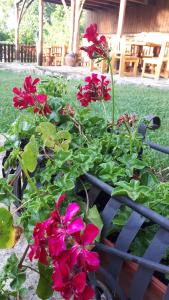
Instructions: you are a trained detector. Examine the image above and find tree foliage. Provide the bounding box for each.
[0,0,15,42]
[16,1,69,45]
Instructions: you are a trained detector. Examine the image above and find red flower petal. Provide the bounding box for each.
[67,216,84,234]
[84,250,100,271]
[82,286,95,300]
[36,94,47,103]
[64,202,80,223]
[82,224,100,245]
[55,194,66,210]
[48,236,66,258]
[39,245,48,265]
[33,77,40,85]
[72,272,86,293]
[13,87,21,95]
[83,24,98,43]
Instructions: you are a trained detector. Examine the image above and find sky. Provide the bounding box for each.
[0,3,15,29]
[7,9,16,29]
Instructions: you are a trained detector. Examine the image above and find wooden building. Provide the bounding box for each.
[85,0,169,35]
[15,0,169,68]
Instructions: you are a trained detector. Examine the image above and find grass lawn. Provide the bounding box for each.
[0,69,169,168]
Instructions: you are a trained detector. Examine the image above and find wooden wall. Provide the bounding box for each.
[85,0,169,34]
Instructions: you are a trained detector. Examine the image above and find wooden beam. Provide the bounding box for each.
[129,0,147,4]
[37,0,44,65]
[117,0,127,38]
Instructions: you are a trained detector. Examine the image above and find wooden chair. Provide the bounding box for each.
[111,54,139,77]
[142,42,169,79]
[111,37,140,77]
[51,44,68,66]
[43,46,53,66]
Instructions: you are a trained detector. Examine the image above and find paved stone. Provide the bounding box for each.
[1,62,169,89]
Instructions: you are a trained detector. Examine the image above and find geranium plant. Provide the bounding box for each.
[1,24,169,299]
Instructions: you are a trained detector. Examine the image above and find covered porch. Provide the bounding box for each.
[14,0,169,79]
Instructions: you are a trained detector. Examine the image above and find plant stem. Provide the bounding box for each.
[102,100,107,122]
[108,61,115,128]
[12,198,32,215]
[124,122,133,154]
[18,245,30,269]
[22,265,40,275]
[4,186,20,204]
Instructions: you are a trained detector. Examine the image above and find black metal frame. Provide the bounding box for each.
[82,172,169,300]
[81,116,169,300]
[3,115,169,300]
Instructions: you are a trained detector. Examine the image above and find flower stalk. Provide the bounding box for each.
[108,60,115,128]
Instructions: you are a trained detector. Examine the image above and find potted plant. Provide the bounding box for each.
[1,24,169,300]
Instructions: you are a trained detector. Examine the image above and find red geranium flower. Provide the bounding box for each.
[77,73,111,107]
[70,223,100,272]
[83,23,98,43]
[13,75,51,115]
[29,195,100,300]
[60,104,75,117]
[117,113,137,128]
[81,24,110,60]
[23,76,40,93]
[52,254,95,300]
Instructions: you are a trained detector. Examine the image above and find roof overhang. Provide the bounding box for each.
[44,0,148,10]
[16,0,148,10]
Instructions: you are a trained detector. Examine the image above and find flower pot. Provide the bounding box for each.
[65,52,76,66]
[97,238,167,300]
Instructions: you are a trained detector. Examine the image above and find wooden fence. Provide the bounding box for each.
[0,43,36,63]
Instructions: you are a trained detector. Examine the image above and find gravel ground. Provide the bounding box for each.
[0,135,62,299]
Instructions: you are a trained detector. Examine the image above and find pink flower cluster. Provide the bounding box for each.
[117,113,137,128]
[77,73,111,107]
[29,194,100,300]
[13,76,51,115]
[60,104,75,117]
[81,24,110,60]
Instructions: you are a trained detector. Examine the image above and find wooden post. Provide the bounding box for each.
[73,0,86,55]
[69,0,75,52]
[37,0,44,66]
[73,0,80,55]
[15,3,20,61]
[116,0,127,39]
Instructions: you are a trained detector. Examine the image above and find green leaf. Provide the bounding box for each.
[88,205,103,231]
[22,135,38,172]
[140,172,159,187]
[0,178,15,206]
[0,208,22,249]
[54,130,71,152]
[37,122,71,152]
[97,162,124,183]
[10,272,26,290]
[0,293,7,300]
[112,180,151,201]
[36,263,53,300]
[36,122,57,148]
